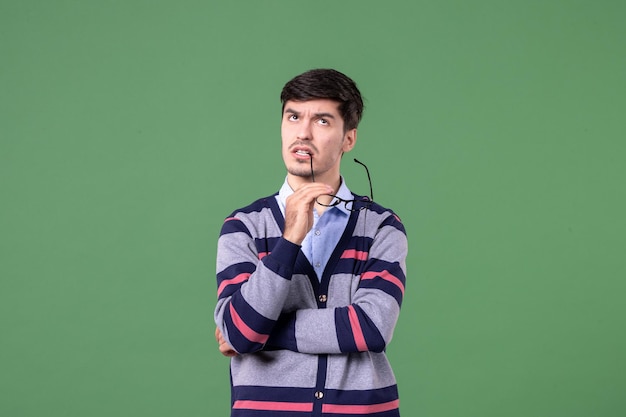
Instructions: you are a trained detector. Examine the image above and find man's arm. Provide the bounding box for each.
[214,183,334,355]
[265,211,407,354]
[214,217,299,354]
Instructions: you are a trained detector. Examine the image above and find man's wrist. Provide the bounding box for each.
[282,232,303,246]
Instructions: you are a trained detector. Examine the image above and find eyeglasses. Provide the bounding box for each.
[310,157,374,212]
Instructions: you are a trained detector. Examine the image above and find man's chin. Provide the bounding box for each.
[286,163,314,178]
[287,169,313,178]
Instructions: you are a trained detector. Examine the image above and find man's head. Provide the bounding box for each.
[280,69,363,188]
[280,69,364,131]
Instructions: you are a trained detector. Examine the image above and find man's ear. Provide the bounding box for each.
[342,129,357,153]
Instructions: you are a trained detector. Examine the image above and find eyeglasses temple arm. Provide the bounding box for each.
[310,156,316,183]
[353,158,373,201]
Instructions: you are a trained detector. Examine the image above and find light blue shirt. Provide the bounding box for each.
[276,177,352,280]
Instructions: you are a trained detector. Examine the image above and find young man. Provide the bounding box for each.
[214,69,408,416]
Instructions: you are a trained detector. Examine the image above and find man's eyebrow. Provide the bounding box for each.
[283,108,336,119]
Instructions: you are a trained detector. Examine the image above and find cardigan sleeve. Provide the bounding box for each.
[266,211,408,354]
[214,214,301,354]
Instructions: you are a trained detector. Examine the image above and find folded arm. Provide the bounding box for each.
[266,213,408,354]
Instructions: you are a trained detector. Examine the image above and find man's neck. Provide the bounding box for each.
[287,174,341,192]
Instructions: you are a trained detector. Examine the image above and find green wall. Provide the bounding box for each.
[2,1,624,416]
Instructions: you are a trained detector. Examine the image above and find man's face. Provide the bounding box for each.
[281,99,356,187]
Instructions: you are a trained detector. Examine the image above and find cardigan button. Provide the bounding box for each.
[318,295,327,303]
[315,391,324,400]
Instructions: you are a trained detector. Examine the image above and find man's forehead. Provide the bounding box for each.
[283,99,341,114]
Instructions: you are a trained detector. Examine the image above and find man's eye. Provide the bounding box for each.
[318,118,329,125]
[288,114,298,121]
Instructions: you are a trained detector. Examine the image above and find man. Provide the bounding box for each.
[214,68,408,416]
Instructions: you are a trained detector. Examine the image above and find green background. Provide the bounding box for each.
[2,1,625,416]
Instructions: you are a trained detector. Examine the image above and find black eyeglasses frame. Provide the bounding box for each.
[310,157,374,212]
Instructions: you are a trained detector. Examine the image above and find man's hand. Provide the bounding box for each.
[283,183,334,245]
[215,327,238,357]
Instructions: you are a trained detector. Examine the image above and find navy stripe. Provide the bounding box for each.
[229,293,276,335]
[217,262,256,298]
[265,312,298,351]
[322,384,399,404]
[352,304,386,352]
[220,217,252,237]
[218,262,257,281]
[334,308,358,352]
[223,302,265,353]
[259,238,300,279]
[266,196,286,232]
[294,251,320,292]
[379,212,406,234]
[232,384,399,403]
[360,259,406,306]
[334,305,387,353]
[234,385,313,402]
[334,258,368,275]
[359,272,404,306]
[225,294,277,352]
[254,236,282,256]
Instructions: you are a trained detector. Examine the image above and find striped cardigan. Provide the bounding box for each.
[214,193,408,417]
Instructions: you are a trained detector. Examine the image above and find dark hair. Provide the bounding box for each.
[280,69,364,131]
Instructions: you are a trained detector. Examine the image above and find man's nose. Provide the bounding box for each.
[296,122,312,140]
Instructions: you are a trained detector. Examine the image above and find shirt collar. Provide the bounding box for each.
[277,176,353,217]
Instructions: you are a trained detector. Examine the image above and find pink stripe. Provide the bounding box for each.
[224,217,240,222]
[217,272,251,297]
[341,249,368,261]
[233,400,313,412]
[228,304,269,344]
[258,251,269,259]
[322,399,400,414]
[361,270,405,295]
[347,305,368,351]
